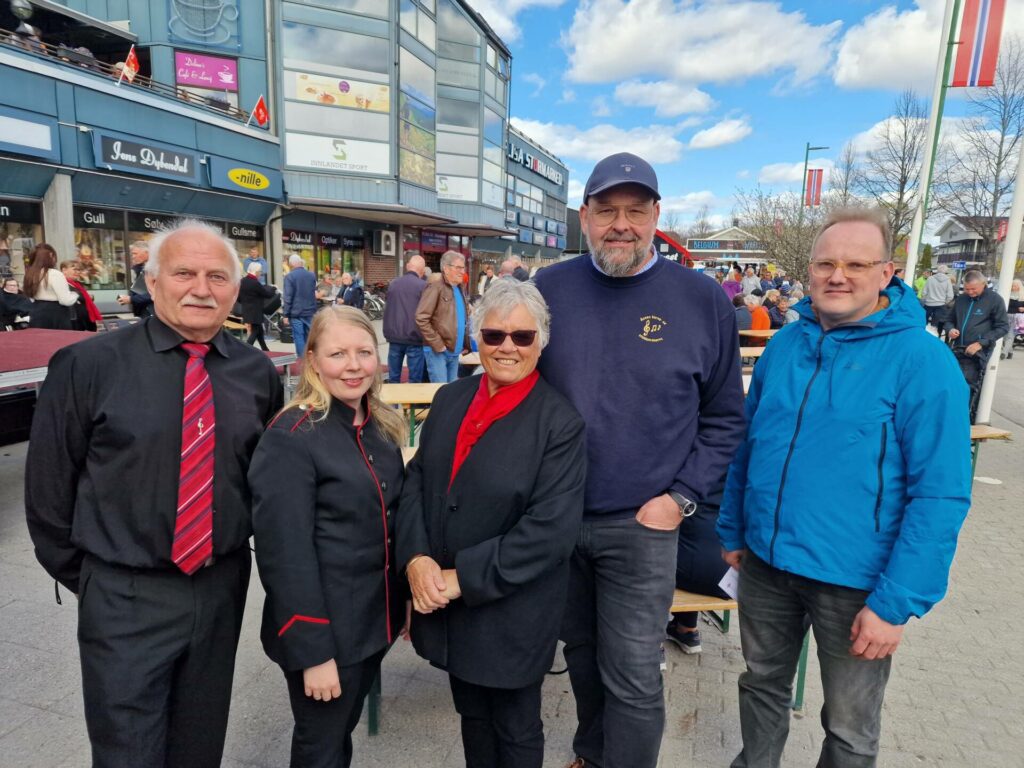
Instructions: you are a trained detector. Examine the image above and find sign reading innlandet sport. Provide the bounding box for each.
[92,131,200,184]
[285,133,390,176]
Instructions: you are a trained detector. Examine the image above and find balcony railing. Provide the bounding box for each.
[0,27,253,124]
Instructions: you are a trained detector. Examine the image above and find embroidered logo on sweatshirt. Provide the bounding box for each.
[639,315,667,342]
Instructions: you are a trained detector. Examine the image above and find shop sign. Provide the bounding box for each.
[545,235,557,248]
[229,222,263,240]
[0,199,41,223]
[74,206,123,229]
[507,140,564,186]
[293,71,389,113]
[285,133,390,176]
[545,220,558,234]
[318,233,340,247]
[518,230,532,243]
[127,212,180,232]
[557,223,567,236]
[505,209,516,224]
[175,51,239,92]
[0,105,60,162]
[436,175,478,203]
[343,237,364,249]
[421,231,448,250]
[92,131,200,184]
[518,212,534,228]
[686,238,764,252]
[207,156,283,200]
[283,229,314,245]
[532,233,545,246]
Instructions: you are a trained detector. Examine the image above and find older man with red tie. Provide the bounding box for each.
[25,219,283,768]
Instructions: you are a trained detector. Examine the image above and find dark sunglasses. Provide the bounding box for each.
[480,328,537,347]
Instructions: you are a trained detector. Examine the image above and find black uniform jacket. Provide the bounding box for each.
[249,399,405,672]
[396,374,586,689]
[238,275,277,325]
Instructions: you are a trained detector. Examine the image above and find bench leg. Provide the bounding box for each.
[408,407,416,447]
[367,670,381,735]
[791,629,810,716]
[971,439,980,480]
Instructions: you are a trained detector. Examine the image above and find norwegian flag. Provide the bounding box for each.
[247,94,270,128]
[951,0,1007,88]
[119,45,139,84]
[805,168,824,207]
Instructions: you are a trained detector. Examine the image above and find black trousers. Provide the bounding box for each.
[247,322,269,350]
[448,674,545,768]
[77,548,251,768]
[284,649,386,768]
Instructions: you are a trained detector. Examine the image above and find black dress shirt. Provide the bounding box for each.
[25,316,284,592]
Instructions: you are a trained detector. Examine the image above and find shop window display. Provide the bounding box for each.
[0,221,42,283]
[74,207,127,291]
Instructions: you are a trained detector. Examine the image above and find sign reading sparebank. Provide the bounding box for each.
[285,133,390,176]
[208,156,284,200]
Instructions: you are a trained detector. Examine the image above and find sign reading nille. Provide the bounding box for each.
[227,167,270,191]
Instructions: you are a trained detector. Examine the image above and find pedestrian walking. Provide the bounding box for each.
[921,264,955,326]
[239,262,277,351]
[116,241,154,318]
[23,243,78,329]
[946,270,1009,420]
[383,254,427,383]
[283,254,318,357]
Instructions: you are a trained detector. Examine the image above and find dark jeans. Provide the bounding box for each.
[675,504,731,628]
[448,674,544,768]
[387,341,425,383]
[953,347,986,421]
[284,649,385,768]
[77,549,250,768]
[247,322,269,351]
[732,552,892,768]
[561,516,678,768]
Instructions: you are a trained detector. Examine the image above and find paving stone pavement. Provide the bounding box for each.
[1,356,1022,767]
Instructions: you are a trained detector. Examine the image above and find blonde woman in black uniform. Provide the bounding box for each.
[249,305,406,768]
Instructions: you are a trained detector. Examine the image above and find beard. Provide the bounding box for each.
[586,231,652,277]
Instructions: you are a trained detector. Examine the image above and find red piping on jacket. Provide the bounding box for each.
[354,402,393,644]
[278,614,330,637]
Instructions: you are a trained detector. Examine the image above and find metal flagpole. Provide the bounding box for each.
[905,0,961,280]
[974,141,1024,424]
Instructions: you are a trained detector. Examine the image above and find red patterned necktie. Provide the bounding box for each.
[172,342,215,574]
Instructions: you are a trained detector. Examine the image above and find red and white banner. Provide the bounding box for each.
[805,168,823,207]
[248,94,270,128]
[119,45,139,84]
[997,219,1008,241]
[951,0,1006,88]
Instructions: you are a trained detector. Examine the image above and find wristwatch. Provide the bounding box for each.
[668,491,698,518]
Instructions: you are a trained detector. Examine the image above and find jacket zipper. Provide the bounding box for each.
[355,427,393,645]
[873,423,887,532]
[769,334,825,566]
[959,299,975,341]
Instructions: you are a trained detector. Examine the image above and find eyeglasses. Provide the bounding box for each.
[480,328,538,347]
[809,259,884,278]
[586,204,655,226]
[446,263,466,271]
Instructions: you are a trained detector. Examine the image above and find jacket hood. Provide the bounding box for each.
[794,275,924,339]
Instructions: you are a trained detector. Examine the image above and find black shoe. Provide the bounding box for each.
[665,619,702,654]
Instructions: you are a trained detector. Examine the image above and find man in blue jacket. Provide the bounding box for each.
[718,207,972,768]
[282,254,317,357]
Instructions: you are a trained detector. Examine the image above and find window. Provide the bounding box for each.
[438,97,479,131]
[438,0,480,45]
[284,101,389,140]
[484,107,503,146]
[399,92,435,131]
[400,47,435,108]
[438,131,478,155]
[399,47,437,188]
[401,0,437,50]
[437,152,478,176]
[437,58,478,89]
[486,45,497,69]
[282,22,389,76]
[291,0,386,16]
[438,40,479,62]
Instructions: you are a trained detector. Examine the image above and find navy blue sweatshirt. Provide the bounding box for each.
[535,255,745,515]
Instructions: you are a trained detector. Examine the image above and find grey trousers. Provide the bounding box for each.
[732,552,892,768]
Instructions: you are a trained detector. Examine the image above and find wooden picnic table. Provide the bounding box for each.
[738,329,778,339]
[460,352,481,367]
[380,382,444,446]
[969,424,1012,477]
[740,346,765,358]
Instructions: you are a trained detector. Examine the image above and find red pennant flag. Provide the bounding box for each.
[998,219,1008,241]
[951,0,1006,88]
[121,45,139,83]
[805,168,823,207]
[251,94,270,127]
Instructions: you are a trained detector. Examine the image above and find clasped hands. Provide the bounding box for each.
[407,555,461,614]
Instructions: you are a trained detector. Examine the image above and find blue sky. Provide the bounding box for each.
[463,0,1024,231]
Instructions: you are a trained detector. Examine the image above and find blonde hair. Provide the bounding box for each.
[282,306,406,445]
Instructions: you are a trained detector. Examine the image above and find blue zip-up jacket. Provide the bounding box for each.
[717,278,972,625]
[282,266,318,319]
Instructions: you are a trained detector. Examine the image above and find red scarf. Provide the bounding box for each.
[66,278,103,323]
[449,370,539,489]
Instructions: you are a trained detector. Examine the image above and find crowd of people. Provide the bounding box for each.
[14,150,998,768]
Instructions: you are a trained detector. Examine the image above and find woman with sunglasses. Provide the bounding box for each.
[397,278,586,768]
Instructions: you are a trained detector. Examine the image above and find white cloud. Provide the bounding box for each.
[563,0,840,86]
[560,88,577,103]
[737,169,750,179]
[758,160,834,185]
[460,0,567,43]
[510,117,687,163]
[834,0,1024,90]
[613,80,715,117]
[521,72,546,96]
[567,178,587,206]
[591,96,612,117]
[689,118,752,149]
[659,190,720,216]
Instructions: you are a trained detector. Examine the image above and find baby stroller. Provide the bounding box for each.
[1013,313,1024,352]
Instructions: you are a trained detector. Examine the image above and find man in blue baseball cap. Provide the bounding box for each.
[535,153,746,768]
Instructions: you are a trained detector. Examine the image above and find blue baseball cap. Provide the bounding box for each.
[584,152,660,202]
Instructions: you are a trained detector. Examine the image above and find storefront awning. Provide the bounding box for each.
[429,222,518,238]
[289,198,457,227]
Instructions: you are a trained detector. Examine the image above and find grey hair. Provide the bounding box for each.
[471,278,551,350]
[963,269,986,284]
[246,261,262,275]
[130,240,149,253]
[145,219,240,281]
[440,249,465,268]
[288,254,304,268]
[743,294,762,307]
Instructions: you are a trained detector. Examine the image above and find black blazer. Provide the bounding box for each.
[249,400,405,671]
[396,374,586,689]
[238,275,277,325]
